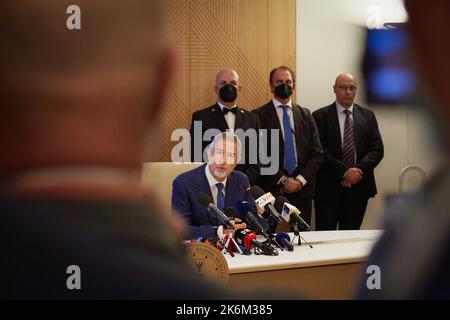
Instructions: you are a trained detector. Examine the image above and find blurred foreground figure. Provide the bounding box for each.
[357,0,450,299]
[0,0,229,299]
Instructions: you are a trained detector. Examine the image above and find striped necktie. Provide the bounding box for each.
[342,109,355,167]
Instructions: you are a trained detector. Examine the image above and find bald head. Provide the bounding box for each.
[335,73,357,86]
[0,0,174,173]
[215,69,239,85]
[333,73,358,108]
[214,69,241,106]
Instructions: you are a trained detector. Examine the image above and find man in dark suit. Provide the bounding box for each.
[313,73,384,230]
[0,0,230,299]
[253,66,324,226]
[173,132,260,239]
[190,69,260,185]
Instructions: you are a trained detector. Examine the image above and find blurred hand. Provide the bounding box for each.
[344,167,363,185]
[282,178,302,193]
[223,218,247,236]
[256,204,265,215]
[341,179,352,188]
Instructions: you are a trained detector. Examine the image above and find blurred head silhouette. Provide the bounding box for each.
[0,0,175,175]
[405,0,450,144]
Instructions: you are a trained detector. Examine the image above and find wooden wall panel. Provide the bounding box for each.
[151,0,296,161]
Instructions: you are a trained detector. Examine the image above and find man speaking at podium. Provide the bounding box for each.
[172,132,263,239]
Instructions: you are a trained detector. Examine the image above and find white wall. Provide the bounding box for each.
[296,0,444,229]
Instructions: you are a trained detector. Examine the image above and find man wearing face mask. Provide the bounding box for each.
[190,69,261,185]
[253,66,324,226]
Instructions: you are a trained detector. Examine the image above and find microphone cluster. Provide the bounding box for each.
[194,185,312,257]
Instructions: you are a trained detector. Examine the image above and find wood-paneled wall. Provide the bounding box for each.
[151,0,296,161]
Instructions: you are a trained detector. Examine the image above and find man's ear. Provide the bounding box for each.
[206,147,213,163]
[146,46,177,122]
[214,84,220,96]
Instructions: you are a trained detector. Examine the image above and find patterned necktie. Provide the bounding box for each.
[216,183,225,211]
[342,109,355,167]
[281,105,297,174]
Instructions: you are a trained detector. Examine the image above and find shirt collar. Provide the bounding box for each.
[336,102,354,114]
[205,164,227,188]
[272,97,292,109]
[217,101,237,111]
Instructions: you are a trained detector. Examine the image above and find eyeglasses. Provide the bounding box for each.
[213,149,237,163]
[337,85,357,92]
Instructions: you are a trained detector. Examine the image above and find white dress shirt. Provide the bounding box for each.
[217,101,237,130]
[204,164,227,207]
[205,164,228,238]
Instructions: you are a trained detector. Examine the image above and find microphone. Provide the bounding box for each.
[275,232,294,252]
[197,192,233,229]
[274,196,311,231]
[250,185,283,223]
[237,201,269,238]
[234,228,264,250]
[224,207,236,218]
[245,212,269,238]
[234,229,278,256]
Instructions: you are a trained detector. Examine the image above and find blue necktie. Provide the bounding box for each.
[216,183,225,211]
[281,105,296,174]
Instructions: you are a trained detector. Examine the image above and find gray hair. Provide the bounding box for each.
[207,131,242,162]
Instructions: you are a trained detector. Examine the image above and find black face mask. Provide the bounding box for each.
[219,84,238,102]
[274,83,293,100]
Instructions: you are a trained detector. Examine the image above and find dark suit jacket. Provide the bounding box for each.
[190,103,261,185]
[252,101,324,199]
[0,198,230,299]
[312,102,384,198]
[172,164,257,239]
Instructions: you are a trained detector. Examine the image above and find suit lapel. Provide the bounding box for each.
[329,103,343,156]
[210,103,229,131]
[193,164,215,224]
[224,173,237,210]
[235,106,244,130]
[268,102,282,130]
[352,105,364,159]
[292,104,306,162]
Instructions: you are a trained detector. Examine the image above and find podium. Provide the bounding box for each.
[225,230,381,299]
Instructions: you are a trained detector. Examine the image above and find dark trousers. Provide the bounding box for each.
[314,187,368,230]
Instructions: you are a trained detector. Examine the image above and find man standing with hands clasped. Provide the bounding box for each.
[253,66,323,227]
[313,73,384,230]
